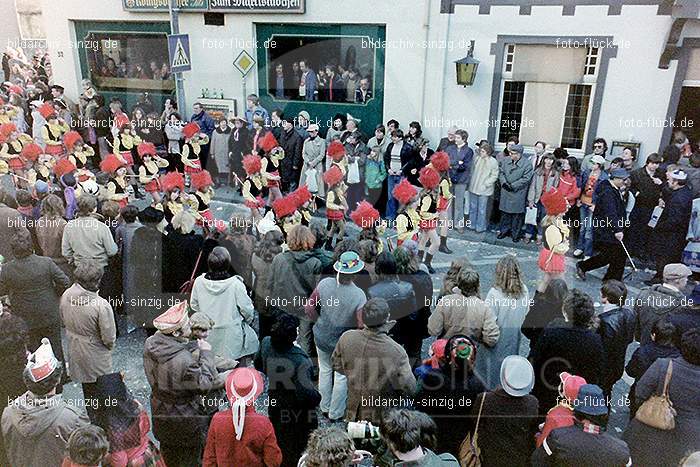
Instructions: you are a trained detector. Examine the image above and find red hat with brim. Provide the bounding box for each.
[226,367,264,440]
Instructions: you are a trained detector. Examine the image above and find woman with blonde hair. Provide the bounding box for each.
[35,194,69,276]
[475,255,530,389]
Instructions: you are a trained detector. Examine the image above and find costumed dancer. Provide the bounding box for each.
[290,185,315,226]
[258,132,284,205]
[241,154,267,223]
[537,188,570,290]
[53,158,79,219]
[430,151,454,254]
[181,122,209,180]
[28,152,54,186]
[159,171,196,226]
[191,170,225,232]
[101,154,130,209]
[64,131,96,183]
[15,142,43,188]
[327,140,347,175]
[324,165,347,250]
[138,142,169,204]
[393,178,421,247]
[39,102,69,158]
[351,200,385,254]
[0,123,27,187]
[112,113,142,198]
[417,166,441,273]
[272,195,302,238]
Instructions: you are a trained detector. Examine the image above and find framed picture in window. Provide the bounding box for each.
[198,98,238,122]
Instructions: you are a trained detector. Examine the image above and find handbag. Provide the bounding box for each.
[305,167,318,193]
[179,249,204,294]
[525,206,538,226]
[458,392,485,467]
[232,275,260,355]
[347,159,361,184]
[635,360,676,430]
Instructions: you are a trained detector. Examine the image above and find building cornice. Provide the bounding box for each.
[440,0,673,16]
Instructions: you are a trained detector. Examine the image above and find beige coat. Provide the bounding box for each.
[300,136,326,196]
[469,155,500,196]
[428,293,500,347]
[332,325,417,423]
[59,283,116,383]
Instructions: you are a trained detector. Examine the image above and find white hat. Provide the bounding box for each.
[346,113,361,124]
[307,123,319,132]
[670,169,688,181]
[591,155,606,166]
[500,355,534,397]
[25,338,59,383]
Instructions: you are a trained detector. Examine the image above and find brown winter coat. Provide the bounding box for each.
[428,293,500,346]
[0,203,23,262]
[59,283,117,383]
[143,331,218,448]
[332,325,417,423]
[2,392,90,467]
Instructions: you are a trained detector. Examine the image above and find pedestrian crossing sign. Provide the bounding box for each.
[168,34,192,73]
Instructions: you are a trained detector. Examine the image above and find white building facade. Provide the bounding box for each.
[39,0,700,160]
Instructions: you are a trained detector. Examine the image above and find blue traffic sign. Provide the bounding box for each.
[168,34,191,73]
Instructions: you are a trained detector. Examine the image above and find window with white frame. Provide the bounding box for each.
[496,43,595,151]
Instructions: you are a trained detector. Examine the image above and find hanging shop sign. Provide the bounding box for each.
[123,0,208,11]
[209,0,305,13]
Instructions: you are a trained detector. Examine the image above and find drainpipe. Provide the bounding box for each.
[438,5,453,127]
[420,0,432,117]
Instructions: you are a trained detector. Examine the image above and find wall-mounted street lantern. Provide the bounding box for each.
[455,40,479,87]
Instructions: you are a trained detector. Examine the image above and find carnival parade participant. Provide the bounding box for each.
[258,132,284,204]
[53,158,78,219]
[538,188,570,288]
[273,194,302,237]
[393,178,420,247]
[64,131,95,183]
[181,121,208,178]
[327,140,348,175]
[417,166,441,273]
[290,184,315,226]
[39,102,69,158]
[16,141,43,188]
[159,171,194,226]
[137,142,169,204]
[429,151,453,253]
[351,199,384,254]
[112,113,142,198]
[241,153,267,223]
[0,123,28,183]
[191,169,225,232]
[100,154,130,209]
[324,165,347,250]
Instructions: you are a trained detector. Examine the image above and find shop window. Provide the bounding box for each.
[266,35,375,104]
[83,32,175,93]
[497,81,525,143]
[561,84,592,149]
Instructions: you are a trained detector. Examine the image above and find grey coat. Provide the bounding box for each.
[59,283,117,383]
[499,157,534,213]
[300,136,326,196]
[209,128,231,173]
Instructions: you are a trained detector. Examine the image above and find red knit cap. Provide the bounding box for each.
[541,188,568,215]
[100,154,125,174]
[419,166,440,190]
[327,141,346,161]
[272,195,297,219]
[291,185,312,207]
[160,171,185,192]
[190,170,213,190]
[53,158,76,177]
[242,154,262,175]
[183,122,200,139]
[350,200,380,228]
[21,142,42,161]
[323,165,344,186]
[393,178,418,205]
[430,151,450,172]
[63,131,83,151]
[137,142,157,157]
[259,132,279,153]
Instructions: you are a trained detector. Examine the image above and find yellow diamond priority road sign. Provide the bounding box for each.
[234,50,255,77]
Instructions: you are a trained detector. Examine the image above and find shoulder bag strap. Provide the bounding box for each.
[662,360,673,397]
[474,392,486,436]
